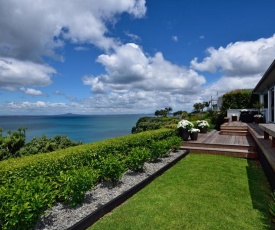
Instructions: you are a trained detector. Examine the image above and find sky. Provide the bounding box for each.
[0,0,275,115]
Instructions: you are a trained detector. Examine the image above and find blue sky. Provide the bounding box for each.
[0,0,275,115]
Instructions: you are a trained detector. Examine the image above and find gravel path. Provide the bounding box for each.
[34,149,187,230]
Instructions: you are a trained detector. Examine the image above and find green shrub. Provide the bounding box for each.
[0,128,178,229]
[148,140,167,161]
[221,89,258,111]
[0,128,26,160]
[270,191,275,222]
[166,136,182,149]
[99,153,126,185]
[0,176,58,230]
[56,167,99,206]
[18,134,82,156]
[126,147,150,172]
[132,117,180,133]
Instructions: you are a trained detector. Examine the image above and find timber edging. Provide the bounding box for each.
[68,149,190,230]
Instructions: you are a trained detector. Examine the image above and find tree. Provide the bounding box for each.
[0,127,26,160]
[193,103,202,113]
[221,89,258,112]
[154,110,161,116]
[173,110,182,117]
[203,101,210,111]
[165,107,173,116]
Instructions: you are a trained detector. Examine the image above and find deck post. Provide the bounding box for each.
[264,131,269,140]
[273,137,275,148]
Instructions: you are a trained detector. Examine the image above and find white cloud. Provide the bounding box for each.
[0,58,55,90]
[190,34,275,99]
[125,32,141,42]
[0,0,147,61]
[84,43,206,94]
[0,0,147,91]
[191,34,275,76]
[172,36,178,42]
[74,46,89,51]
[20,87,43,96]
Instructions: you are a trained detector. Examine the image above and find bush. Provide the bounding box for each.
[132,117,180,133]
[221,89,258,111]
[99,153,126,185]
[0,128,178,229]
[56,167,99,206]
[18,134,82,156]
[0,176,58,230]
[270,191,275,222]
[126,147,150,172]
[0,128,26,160]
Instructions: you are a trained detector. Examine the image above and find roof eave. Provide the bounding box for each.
[253,60,275,94]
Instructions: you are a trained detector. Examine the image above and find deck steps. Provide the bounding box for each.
[180,127,258,159]
[220,122,250,136]
[180,146,258,159]
[219,130,249,136]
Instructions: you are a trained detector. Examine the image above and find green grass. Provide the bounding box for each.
[90,154,274,230]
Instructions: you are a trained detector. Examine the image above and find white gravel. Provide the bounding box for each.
[34,149,187,230]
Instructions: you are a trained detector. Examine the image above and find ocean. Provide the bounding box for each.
[0,114,146,144]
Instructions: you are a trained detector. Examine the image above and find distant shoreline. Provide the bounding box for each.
[0,113,151,117]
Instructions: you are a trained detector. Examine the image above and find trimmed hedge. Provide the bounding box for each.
[0,128,181,230]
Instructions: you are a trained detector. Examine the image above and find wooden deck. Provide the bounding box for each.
[180,122,258,159]
[248,123,275,172]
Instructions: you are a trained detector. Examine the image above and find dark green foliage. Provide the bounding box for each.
[208,110,227,130]
[126,147,150,172]
[99,154,126,185]
[270,192,275,222]
[18,134,82,156]
[148,140,167,161]
[0,176,58,230]
[132,117,179,133]
[56,167,99,206]
[221,89,258,111]
[0,128,82,161]
[0,128,177,229]
[0,128,26,160]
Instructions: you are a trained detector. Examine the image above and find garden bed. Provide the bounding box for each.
[35,149,189,230]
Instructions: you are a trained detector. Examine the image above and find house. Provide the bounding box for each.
[253,60,275,123]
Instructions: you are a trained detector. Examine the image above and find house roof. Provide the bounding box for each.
[253,60,275,94]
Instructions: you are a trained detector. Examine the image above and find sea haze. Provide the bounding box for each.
[0,114,146,143]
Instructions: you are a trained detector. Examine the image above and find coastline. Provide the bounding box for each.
[0,114,147,143]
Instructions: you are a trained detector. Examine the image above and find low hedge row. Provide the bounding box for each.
[0,128,175,185]
[0,128,182,230]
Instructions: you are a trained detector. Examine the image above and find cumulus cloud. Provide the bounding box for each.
[189,34,275,100]
[0,0,147,91]
[0,0,146,61]
[20,87,43,96]
[191,34,275,76]
[84,43,206,95]
[0,58,55,90]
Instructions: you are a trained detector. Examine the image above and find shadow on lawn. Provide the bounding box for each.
[246,159,275,229]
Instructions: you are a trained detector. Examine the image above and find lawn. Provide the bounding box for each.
[90,154,274,230]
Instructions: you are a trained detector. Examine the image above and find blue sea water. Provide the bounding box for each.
[0,114,146,143]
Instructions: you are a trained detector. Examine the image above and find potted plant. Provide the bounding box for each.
[253,102,264,123]
[177,119,194,141]
[254,114,263,124]
[189,128,200,140]
[254,101,264,114]
[231,114,237,121]
[196,120,209,133]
